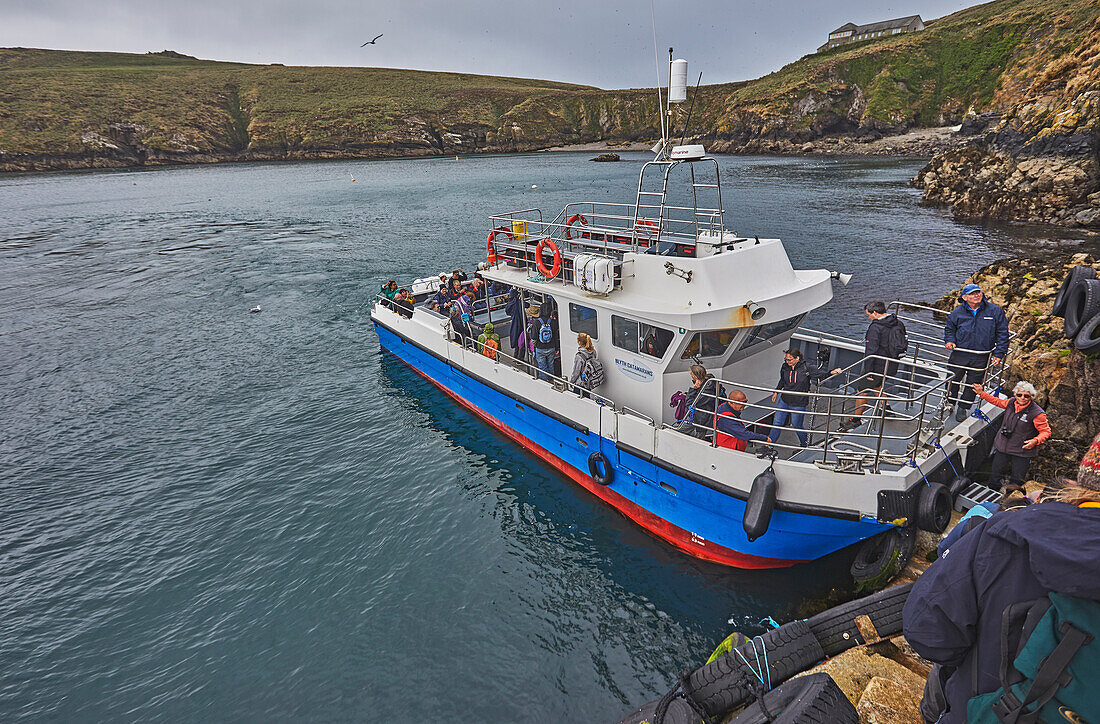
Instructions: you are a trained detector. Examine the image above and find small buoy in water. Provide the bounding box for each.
[531,184,538,189]
[250,305,262,313]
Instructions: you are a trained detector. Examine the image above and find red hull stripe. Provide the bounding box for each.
[399,356,802,570]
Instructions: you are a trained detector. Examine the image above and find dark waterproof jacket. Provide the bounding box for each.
[863,313,904,375]
[903,502,1100,723]
[688,377,724,432]
[776,359,830,407]
[533,301,559,350]
[944,297,1010,358]
[714,403,769,443]
[504,291,525,351]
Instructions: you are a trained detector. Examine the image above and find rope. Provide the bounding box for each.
[971,407,991,422]
[908,457,931,487]
[759,616,780,630]
[732,635,773,691]
[932,439,959,478]
[654,670,713,724]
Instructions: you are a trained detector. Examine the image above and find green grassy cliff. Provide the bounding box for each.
[1,0,1097,171]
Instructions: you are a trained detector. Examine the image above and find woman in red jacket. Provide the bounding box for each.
[971,381,1050,489]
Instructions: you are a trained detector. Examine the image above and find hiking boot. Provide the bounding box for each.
[955,406,970,423]
[837,417,862,433]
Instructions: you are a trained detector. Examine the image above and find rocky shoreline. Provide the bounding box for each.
[0,127,964,174]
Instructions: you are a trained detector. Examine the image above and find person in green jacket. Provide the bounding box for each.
[477,323,500,357]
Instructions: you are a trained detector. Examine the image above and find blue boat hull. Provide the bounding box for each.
[375,321,889,568]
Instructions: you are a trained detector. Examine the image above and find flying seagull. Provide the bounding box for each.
[361,34,383,46]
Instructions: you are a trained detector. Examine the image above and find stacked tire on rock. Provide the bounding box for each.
[1053,265,1100,353]
[616,583,914,724]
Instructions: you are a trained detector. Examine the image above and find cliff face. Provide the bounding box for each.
[935,253,1100,479]
[913,15,1100,228]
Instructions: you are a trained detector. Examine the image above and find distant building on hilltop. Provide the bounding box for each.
[817,15,925,52]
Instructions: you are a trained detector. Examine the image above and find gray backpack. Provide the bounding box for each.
[582,356,605,388]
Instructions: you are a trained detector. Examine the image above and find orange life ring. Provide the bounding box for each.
[535,238,562,279]
[565,213,589,240]
[486,226,512,265]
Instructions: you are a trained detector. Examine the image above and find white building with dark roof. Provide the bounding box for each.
[817,15,925,52]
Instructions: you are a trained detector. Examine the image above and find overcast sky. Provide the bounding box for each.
[2,0,981,88]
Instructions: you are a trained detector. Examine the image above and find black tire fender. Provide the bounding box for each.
[916,483,951,533]
[615,696,698,724]
[730,672,858,724]
[743,466,777,542]
[588,451,613,485]
[1052,266,1096,318]
[683,620,825,718]
[1074,310,1100,355]
[807,582,914,657]
[948,474,970,499]
[1064,277,1100,339]
[850,526,916,592]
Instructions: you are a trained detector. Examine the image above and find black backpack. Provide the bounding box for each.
[882,319,908,359]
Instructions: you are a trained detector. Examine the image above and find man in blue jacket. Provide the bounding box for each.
[944,283,1010,422]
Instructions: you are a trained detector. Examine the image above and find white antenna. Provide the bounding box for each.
[650,0,667,157]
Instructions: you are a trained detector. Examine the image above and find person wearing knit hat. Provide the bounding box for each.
[943,282,1010,422]
[1075,431,1100,493]
[971,380,1050,489]
[904,433,1100,723]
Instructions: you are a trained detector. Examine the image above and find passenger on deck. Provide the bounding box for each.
[769,348,831,447]
[455,291,474,319]
[675,365,723,439]
[451,268,468,285]
[432,284,451,312]
[448,277,464,300]
[449,304,473,347]
[945,283,1010,422]
[972,381,1050,489]
[715,390,770,452]
[380,280,398,298]
[477,323,500,359]
[394,289,415,318]
[532,301,559,382]
[524,304,542,370]
[504,289,527,362]
[569,333,600,397]
[835,301,907,433]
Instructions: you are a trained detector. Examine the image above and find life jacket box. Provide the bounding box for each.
[410,275,444,297]
[572,254,614,295]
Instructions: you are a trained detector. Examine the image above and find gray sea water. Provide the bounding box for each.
[0,152,1081,721]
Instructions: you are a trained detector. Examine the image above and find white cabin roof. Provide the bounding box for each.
[481,237,834,331]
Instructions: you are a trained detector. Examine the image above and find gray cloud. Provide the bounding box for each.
[0,0,979,88]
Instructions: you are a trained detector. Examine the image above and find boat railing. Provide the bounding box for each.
[885,300,1015,399]
[487,200,711,278]
[661,353,967,473]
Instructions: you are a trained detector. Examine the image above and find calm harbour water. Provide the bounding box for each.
[0,152,1081,721]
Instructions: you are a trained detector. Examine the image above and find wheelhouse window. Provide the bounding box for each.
[735,315,805,354]
[612,315,675,359]
[680,328,739,360]
[569,303,598,339]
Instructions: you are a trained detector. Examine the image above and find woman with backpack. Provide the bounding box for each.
[674,365,722,439]
[569,333,603,397]
[903,434,1100,724]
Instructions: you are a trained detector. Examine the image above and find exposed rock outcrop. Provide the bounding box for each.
[913,17,1100,228]
[934,252,1100,479]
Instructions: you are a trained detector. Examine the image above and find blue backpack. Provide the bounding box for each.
[967,592,1100,724]
[539,319,553,344]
